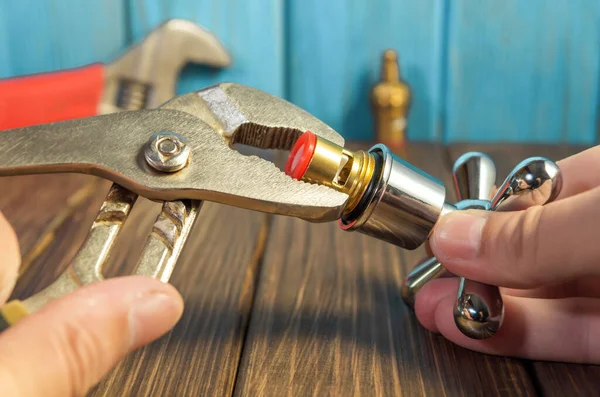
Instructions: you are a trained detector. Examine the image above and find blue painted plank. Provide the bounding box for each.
[445,0,600,144]
[0,0,126,78]
[0,10,12,77]
[286,0,447,141]
[128,0,284,97]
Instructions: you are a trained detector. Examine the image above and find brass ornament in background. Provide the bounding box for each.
[371,49,411,150]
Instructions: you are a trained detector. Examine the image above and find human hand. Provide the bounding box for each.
[415,145,600,364]
[0,211,184,396]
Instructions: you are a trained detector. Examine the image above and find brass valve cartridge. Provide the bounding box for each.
[286,132,562,341]
[285,131,447,250]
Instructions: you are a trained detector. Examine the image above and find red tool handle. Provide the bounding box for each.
[0,63,105,130]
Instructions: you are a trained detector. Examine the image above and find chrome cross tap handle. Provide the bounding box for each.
[402,152,562,339]
[279,133,562,339]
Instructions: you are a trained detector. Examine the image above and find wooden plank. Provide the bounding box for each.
[447,143,598,396]
[0,176,104,267]
[532,363,600,397]
[286,0,447,141]
[89,202,269,396]
[127,0,284,97]
[0,0,126,77]
[0,173,270,396]
[2,175,111,297]
[234,143,536,396]
[445,0,600,144]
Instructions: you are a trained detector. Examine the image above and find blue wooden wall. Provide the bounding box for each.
[0,0,598,144]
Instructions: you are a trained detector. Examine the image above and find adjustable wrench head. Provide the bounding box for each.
[101,19,231,113]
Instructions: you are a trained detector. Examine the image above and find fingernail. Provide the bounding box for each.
[431,211,488,261]
[128,292,183,348]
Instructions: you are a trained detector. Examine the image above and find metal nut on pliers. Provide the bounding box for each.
[0,83,349,221]
[145,131,191,172]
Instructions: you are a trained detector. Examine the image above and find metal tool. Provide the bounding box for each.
[0,68,562,340]
[284,133,562,339]
[0,19,232,329]
[0,19,230,129]
[0,82,348,329]
[371,49,411,149]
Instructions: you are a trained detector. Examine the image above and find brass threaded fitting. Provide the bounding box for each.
[285,131,376,215]
[371,49,411,148]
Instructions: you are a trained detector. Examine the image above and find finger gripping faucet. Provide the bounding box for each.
[285,131,562,339]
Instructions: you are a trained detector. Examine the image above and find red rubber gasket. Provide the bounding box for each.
[285,131,317,180]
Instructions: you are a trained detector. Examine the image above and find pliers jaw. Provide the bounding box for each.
[0,82,349,329]
[161,83,349,222]
[0,83,349,222]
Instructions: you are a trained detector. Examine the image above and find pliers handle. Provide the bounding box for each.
[0,19,231,329]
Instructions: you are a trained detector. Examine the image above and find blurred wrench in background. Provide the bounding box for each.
[0,19,230,128]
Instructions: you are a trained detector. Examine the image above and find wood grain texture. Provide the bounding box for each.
[1,175,268,397]
[0,0,126,78]
[0,175,111,297]
[127,0,284,97]
[286,0,447,141]
[532,363,600,397]
[445,0,600,144]
[447,143,598,397]
[4,144,598,396]
[234,143,536,396]
[90,202,269,397]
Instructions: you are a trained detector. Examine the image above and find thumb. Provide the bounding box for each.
[0,211,20,303]
[0,276,183,397]
[429,186,600,289]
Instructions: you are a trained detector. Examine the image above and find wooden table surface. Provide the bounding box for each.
[2,142,599,396]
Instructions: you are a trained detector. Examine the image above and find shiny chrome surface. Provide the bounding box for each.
[454,277,504,339]
[452,152,496,201]
[452,198,503,339]
[401,257,445,308]
[440,202,457,217]
[451,153,503,339]
[340,144,447,250]
[491,157,562,211]
[401,152,563,339]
